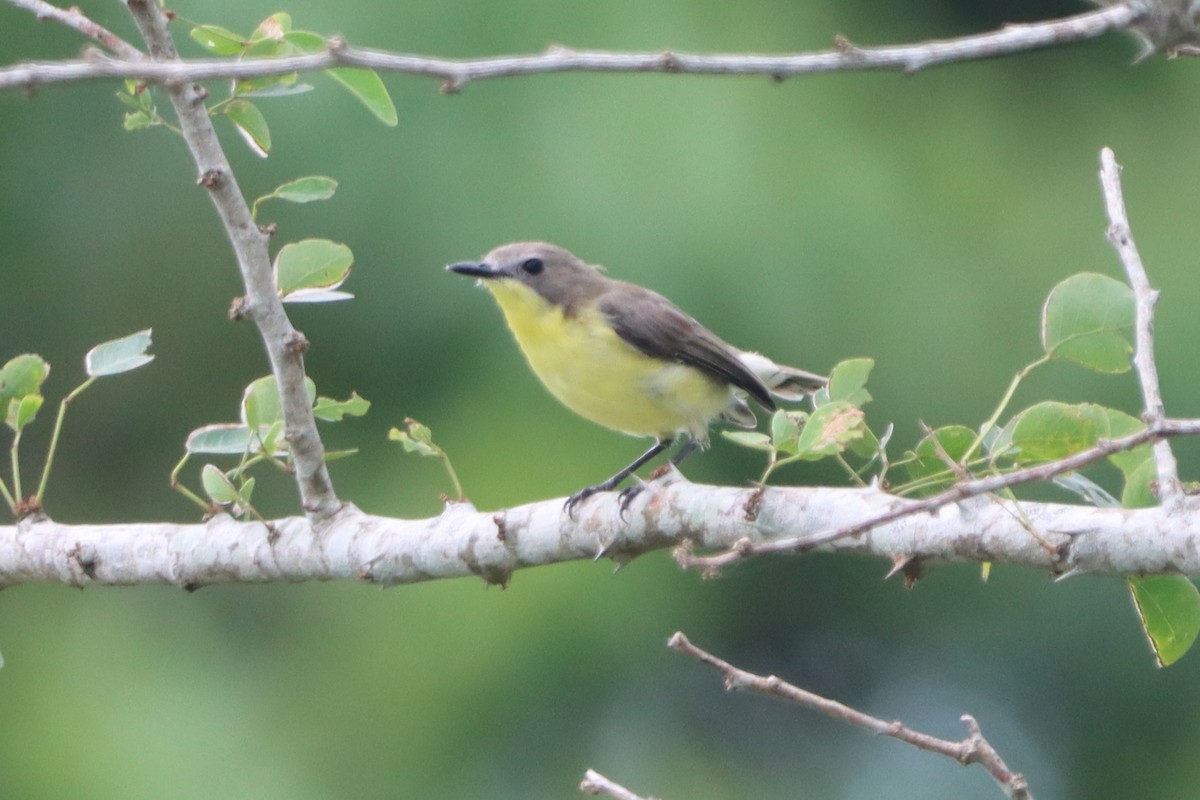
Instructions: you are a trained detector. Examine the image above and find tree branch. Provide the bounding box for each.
[667,633,1033,800]
[8,0,142,60]
[7,447,1200,590]
[676,418,1200,576]
[0,3,1142,92]
[1098,146,1183,508]
[580,770,655,800]
[120,0,339,519]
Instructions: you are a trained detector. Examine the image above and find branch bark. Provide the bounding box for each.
[668,633,1034,800]
[121,0,339,519]
[6,467,1200,589]
[0,3,1142,92]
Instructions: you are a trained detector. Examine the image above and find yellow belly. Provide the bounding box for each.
[485,281,731,438]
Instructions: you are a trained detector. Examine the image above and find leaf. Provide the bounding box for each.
[1121,458,1158,509]
[189,24,246,55]
[241,82,315,99]
[1010,401,1110,463]
[720,430,773,451]
[1103,408,1151,478]
[240,375,317,430]
[389,423,442,457]
[905,425,976,493]
[825,357,874,407]
[224,99,271,157]
[793,401,865,460]
[1041,272,1134,373]
[201,464,239,505]
[1129,576,1200,667]
[1053,472,1119,507]
[186,424,257,455]
[85,329,154,377]
[122,111,154,131]
[250,12,292,42]
[769,409,804,455]
[325,67,399,126]
[7,394,43,433]
[0,354,50,408]
[274,239,353,298]
[281,290,355,304]
[313,392,371,421]
[281,30,326,53]
[270,176,338,204]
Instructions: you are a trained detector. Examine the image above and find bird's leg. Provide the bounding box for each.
[565,437,672,518]
[616,437,701,516]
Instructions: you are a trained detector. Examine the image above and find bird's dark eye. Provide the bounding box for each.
[521,257,544,275]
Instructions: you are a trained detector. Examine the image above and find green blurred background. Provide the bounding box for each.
[3,0,1200,797]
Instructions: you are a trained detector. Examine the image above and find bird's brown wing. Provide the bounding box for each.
[598,284,775,410]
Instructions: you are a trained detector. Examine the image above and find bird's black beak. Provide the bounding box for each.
[447,261,503,279]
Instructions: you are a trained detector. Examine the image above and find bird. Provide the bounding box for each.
[447,241,826,515]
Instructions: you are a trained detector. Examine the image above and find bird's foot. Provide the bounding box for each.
[564,483,608,519]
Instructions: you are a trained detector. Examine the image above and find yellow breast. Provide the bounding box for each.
[484,280,731,439]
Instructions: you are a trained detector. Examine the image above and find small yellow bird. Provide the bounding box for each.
[449,242,826,514]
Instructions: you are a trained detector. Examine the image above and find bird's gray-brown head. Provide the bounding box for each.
[447,241,610,314]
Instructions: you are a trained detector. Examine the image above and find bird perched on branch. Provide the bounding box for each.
[449,242,826,515]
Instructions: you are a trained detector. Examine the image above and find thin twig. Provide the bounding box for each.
[0,3,1141,92]
[580,770,656,800]
[668,632,1034,800]
[7,0,143,59]
[677,418,1200,574]
[121,0,339,519]
[1098,147,1183,508]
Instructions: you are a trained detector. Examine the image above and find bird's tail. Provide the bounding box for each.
[737,351,827,402]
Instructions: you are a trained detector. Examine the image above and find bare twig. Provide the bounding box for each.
[676,418,1200,575]
[8,0,142,59]
[120,0,339,519]
[667,632,1033,800]
[1098,147,1183,508]
[0,3,1141,92]
[580,770,655,800]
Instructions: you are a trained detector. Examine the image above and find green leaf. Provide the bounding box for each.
[85,329,154,377]
[241,375,317,430]
[793,401,865,460]
[271,176,338,204]
[1053,472,1119,507]
[325,67,399,126]
[201,464,240,505]
[1121,458,1158,509]
[7,394,43,433]
[186,424,257,455]
[241,82,314,99]
[720,430,772,451]
[825,358,874,407]
[1010,401,1110,463]
[250,12,292,42]
[905,425,976,493]
[769,410,804,455]
[223,99,271,157]
[1129,576,1200,667]
[1104,408,1151,478]
[313,392,371,421]
[389,422,442,457]
[274,239,353,299]
[237,476,256,505]
[122,111,154,131]
[0,354,50,409]
[189,24,246,55]
[1041,272,1134,373]
[281,30,325,52]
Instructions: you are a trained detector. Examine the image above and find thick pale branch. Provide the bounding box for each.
[1099,147,1182,507]
[678,418,1200,574]
[0,4,1141,92]
[668,633,1033,800]
[122,0,339,518]
[5,473,1200,589]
